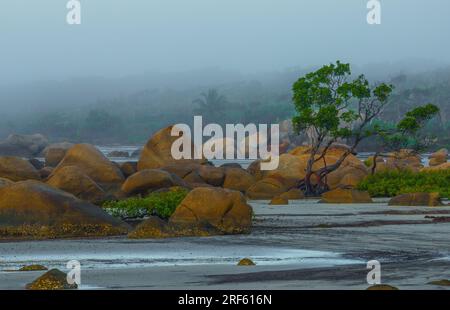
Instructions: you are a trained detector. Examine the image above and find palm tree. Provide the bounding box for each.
[193,89,228,120]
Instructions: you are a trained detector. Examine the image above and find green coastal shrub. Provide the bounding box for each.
[103,188,189,220]
[357,170,450,198]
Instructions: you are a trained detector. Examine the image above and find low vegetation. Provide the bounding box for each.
[103,188,189,220]
[357,170,450,198]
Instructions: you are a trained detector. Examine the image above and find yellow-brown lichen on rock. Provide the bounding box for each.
[320,188,373,203]
[169,187,253,235]
[128,216,220,239]
[237,258,256,266]
[19,264,48,271]
[388,192,443,207]
[0,180,130,240]
[366,284,399,290]
[26,269,77,290]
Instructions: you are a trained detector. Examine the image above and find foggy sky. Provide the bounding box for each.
[1,0,450,85]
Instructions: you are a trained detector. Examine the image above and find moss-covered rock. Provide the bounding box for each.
[26,269,77,290]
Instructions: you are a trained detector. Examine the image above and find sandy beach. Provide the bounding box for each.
[1,200,449,290]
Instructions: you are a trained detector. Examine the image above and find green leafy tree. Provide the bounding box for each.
[369,103,440,174]
[292,61,393,195]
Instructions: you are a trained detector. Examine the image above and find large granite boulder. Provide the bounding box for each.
[428,149,448,167]
[246,177,288,200]
[43,142,74,167]
[421,162,450,171]
[121,169,182,196]
[320,188,373,203]
[222,168,255,192]
[385,149,423,172]
[0,181,130,239]
[0,134,48,158]
[197,165,226,186]
[50,144,124,190]
[388,193,443,207]
[46,166,106,204]
[169,187,253,234]
[250,146,368,191]
[0,156,40,181]
[138,125,205,170]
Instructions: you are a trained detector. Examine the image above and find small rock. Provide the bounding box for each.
[237,258,255,266]
[128,216,220,239]
[320,188,373,203]
[269,196,289,205]
[279,188,305,200]
[19,264,48,271]
[366,284,399,290]
[388,192,443,207]
[428,279,450,286]
[26,268,77,290]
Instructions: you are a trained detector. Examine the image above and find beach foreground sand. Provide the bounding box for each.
[1,200,449,290]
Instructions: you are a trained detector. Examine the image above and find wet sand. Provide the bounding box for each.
[1,200,449,289]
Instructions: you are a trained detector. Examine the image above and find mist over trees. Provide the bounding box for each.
[0,63,449,150]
